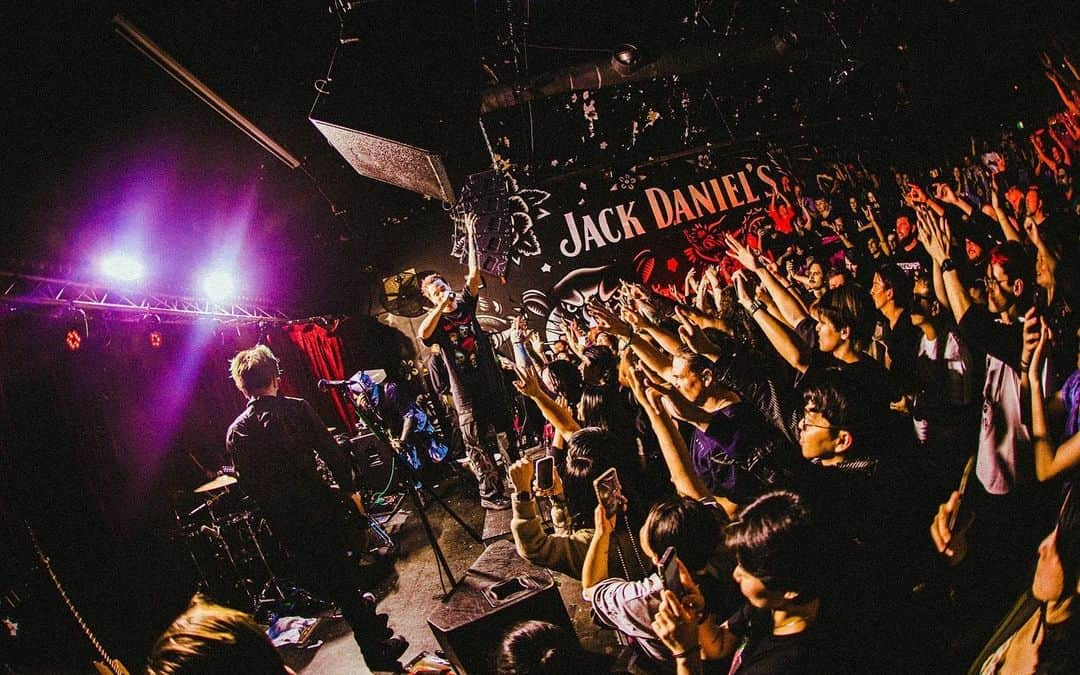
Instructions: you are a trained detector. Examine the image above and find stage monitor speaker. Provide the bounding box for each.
[308,0,483,201]
[427,540,576,674]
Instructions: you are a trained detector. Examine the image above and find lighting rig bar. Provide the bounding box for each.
[0,272,291,323]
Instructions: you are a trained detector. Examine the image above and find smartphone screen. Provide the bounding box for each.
[535,456,555,491]
[658,546,685,596]
[593,467,623,517]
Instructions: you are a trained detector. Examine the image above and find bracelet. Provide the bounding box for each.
[670,646,700,659]
[746,299,765,315]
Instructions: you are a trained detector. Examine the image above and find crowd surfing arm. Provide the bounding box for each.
[581,504,616,601]
[462,212,481,297]
[1028,325,1080,481]
[512,365,581,440]
[725,234,808,327]
[628,367,712,504]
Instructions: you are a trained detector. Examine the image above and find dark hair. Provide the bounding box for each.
[578,385,634,436]
[725,491,828,602]
[496,620,592,674]
[581,345,618,388]
[874,263,913,309]
[562,428,614,530]
[542,359,583,407]
[645,495,722,571]
[1037,488,1080,674]
[802,370,872,449]
[811,285,876,351]
[146,595,287,674]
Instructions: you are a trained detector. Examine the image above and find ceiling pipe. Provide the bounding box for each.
[112,14,301,170]
[480,33,801,114]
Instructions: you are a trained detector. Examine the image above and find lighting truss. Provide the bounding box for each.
[0,271,291,323]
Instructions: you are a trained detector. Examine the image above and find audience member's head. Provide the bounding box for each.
[541,359,583,407]
[640,495,723,571]
[147,595,291,674]
[810,285,876,354]
[870,263,913,313]
[985,241,1034,316]
[798,372,872,464]
[580,345,618,388]
[496,620,599,674]
[562,428,616,529]
[725,491,830,608]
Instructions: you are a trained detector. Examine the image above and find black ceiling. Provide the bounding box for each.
[4,1,1076,313]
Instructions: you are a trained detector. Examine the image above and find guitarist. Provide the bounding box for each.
[225,345,407,671]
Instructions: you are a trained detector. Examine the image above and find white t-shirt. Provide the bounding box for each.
[976,355,1033,495]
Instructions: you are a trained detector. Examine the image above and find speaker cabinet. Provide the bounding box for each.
[427,540,575,673]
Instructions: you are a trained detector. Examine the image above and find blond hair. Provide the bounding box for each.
[146,595,285,674]
[228,344,279,396]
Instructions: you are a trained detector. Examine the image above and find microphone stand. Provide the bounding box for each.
[332,383,481,601]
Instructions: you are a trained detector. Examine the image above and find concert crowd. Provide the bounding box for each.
[148,53,1080,674]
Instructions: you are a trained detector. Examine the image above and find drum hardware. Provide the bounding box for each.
[174,473,286,613]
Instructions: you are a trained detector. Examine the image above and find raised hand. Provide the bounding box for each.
[1020,308,1042,369]
[934,182,958,204]
[508,457,535,494]
[731,270,754,308]
[724,233,759,271]
[588,300,633,339]
[651,590,699,660]
[917,209,951,264]
[512,364,544,398]
[930,490,973,566]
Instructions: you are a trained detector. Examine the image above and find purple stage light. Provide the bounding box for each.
[200,269,237,302]
[98,252,145,282]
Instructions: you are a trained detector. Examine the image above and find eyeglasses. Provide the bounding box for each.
[984,275,1011,288]
[798,415,835,431]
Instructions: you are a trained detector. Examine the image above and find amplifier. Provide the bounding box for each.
[427,540,575,674]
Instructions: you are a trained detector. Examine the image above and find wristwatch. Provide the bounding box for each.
[514,491,533,504]
[940,257,958,273]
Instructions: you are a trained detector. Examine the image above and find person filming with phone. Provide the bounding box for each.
[582,492,735,673]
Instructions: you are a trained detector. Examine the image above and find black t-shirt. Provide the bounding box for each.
[422,289,501,412]
[726,604,852,674]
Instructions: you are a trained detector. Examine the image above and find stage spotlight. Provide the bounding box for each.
[98,252,145,282]
[148,329,164,349]
[200,269,237,302]
[65,328,83,352]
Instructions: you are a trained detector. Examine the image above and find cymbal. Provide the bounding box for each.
[194,474,237,493]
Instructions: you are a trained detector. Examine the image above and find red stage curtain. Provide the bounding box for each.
[283,322,356,428]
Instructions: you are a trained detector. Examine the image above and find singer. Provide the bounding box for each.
[224,345,408,670]
[417,212,511,510]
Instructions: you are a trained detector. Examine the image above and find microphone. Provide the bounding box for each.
[317,378,357,391]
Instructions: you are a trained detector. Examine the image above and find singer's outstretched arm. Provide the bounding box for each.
[464,212,480,297]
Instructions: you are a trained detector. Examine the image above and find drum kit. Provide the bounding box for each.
[173,469,287,614]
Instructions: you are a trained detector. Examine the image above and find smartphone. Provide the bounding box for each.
[535,455,555,491]
[657,546,685,597]
[593,467,623,518]
[948,456,976,533]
